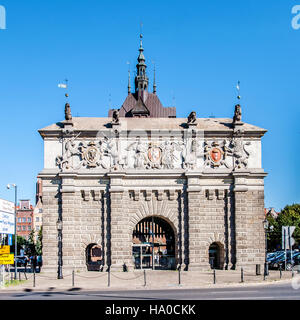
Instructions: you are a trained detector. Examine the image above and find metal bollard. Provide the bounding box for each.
[178,268,181,285]
[72,270,75,287]
[18,271,21,281]
[292,267,295,278]
[280,266,282,279]
[108,269,110,287]
[213,269,216,284]
[144,270,146,287]
[33,271,36,288]
[241,268,244,283]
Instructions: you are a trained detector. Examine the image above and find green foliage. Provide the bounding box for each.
[267,203,300,251]
[27,230,36,256]
[36,226,43,256]
[10,235,28,255]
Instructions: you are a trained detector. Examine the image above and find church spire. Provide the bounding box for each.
[135,34,149,96]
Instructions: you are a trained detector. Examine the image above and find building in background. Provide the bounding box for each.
[16,200,34,240]
[33,179,43,242]
[265,207,279,219]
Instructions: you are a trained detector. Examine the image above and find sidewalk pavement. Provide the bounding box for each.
[1,268,298,293]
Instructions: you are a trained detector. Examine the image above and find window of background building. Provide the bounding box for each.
[18,218,21,223]
[22,226,26,231]
[22,217,26,223]
[36,217,39,222]
[28,226,31,231]
[27,217,31,223]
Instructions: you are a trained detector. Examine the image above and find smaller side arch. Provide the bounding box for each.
[208,241,225,270]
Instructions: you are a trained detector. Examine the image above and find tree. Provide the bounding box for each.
[10,235,28,255]
[27,230,36,256]
[267,203,300,251]
[36,226,43,256]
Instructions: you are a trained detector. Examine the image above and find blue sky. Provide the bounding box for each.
[0,0,299,211]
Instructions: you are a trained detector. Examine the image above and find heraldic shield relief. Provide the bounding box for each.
[209,147,223,164]
[82,141,101,167]
[147,144,162,164]
[204,141,229,168]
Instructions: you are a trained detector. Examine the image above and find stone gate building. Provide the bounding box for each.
[38,36,267,273]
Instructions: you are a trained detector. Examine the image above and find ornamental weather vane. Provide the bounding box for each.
[236,80,241,100]
[58,79,72,121]
[58,79,69,101]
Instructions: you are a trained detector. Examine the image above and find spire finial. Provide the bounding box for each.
[140,33,143,47]
[127,61,131,95]
[139,22,143,47]
[153,61,156,94]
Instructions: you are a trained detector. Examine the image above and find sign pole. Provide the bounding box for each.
[289,227,293,269]
[14,186,17,280]
[284,228,286,271]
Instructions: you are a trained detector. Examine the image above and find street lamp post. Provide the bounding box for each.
[7,184,17,280]
[263,219,274,277]
[57,219,63,279]
[263,219,269,277]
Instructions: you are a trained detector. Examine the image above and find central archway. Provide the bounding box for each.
[132,216,176,270]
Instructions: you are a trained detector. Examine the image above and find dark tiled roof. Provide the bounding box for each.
[108,92,176,118]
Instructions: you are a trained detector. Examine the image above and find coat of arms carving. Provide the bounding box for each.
[79,141,107,168]
[204,140,231,168]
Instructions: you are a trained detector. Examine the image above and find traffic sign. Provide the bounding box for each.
[0,254,14,264]
[282,226,296,249]
[0,245,10,255]
[8,234,12,246]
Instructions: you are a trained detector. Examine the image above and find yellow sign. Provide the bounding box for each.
[0,254,14,264]
[0,246,10,255]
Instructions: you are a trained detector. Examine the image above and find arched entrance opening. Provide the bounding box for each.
[86,243,103,271]
[132,216,176,270]
[208,242,225,270]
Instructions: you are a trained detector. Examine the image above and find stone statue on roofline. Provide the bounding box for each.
[64,103,72,121]
[112,109,120,125]
[187,111,197,126]
[233,104,242,123]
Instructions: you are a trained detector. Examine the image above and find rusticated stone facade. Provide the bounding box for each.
[38,114,267,273]
[38,37,267,274]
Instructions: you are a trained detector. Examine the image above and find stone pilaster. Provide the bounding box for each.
[224,189,236,269]
[59,173,76,272]
[108,173,133,271]
[41,188,61,273]
[186,174,206,270]
[233,174,265,271]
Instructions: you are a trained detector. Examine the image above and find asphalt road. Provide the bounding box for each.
[0,281,300,300]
